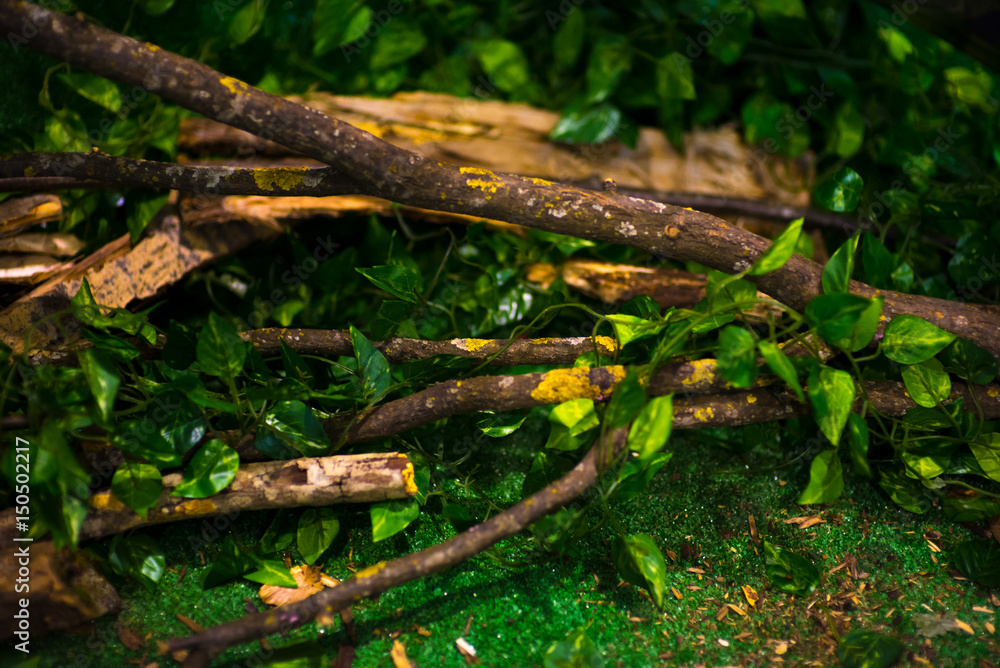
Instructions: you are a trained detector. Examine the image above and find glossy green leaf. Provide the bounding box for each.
[340,6,372,46]
[718,326,757,388]
[297,507,340,564]
[747,217,803,276]
[200,536,257,589]
[543,625,604,668]
[798,449,844,504]
[861,233,894,289]
[952,540,1000,587]
[58,73,121,112]
[614,452,673,503]
[837,629,905,668]
[370,19,427,70]
[763,540,819,595]
[172,439,239,498]
[552,7,586,69]
[900,358,951,408]
[882,315,957,364]
[262,400,332,457]
[656,53,695,100]
[613,533,667,608]
[805,294,882,352]
[547,398,599,451]
[196,312,247,380]
[814,167,863,212]
[828,99,865,158]
[627,395,673,460]
[939,337,998,384]
[474,39,530,92]
[970,433,1000,483]
[111,462,162,518]
[128,192,169,244]
[549,102,622,144]
[258,509,297,554]
[243,559,299,587]
[137,0,174,15]
[77,348,119,422]
[604,370,646,430]
[608,314,664,347]
[350,324,391,402]
[477,411,528,437]
[159,396,206,455]
[228,0,265,44]
[758,341,804,400]
[942,495,1000,522]
[822,233,860,294]
[115,420,182,469]
[585,35,631,103]
[808,366,855,446]
[847,414,871,478]
[878,469,932,514]
[356,265,420,303]
[371,498,419,542]
[109,534,165,593]
[312,0,355,56]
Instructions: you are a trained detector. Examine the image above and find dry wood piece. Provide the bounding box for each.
[0,453,415,544]
[0,541,121,640]
[0,194,62,237]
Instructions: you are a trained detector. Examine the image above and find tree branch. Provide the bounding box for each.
[2,2,997,367]
[164,426,628,666]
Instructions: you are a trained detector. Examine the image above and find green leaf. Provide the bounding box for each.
[952,540,1000,587]
[312,0,355,56]
[340,6,372,46]
[763,540,819,595]
[970,433,1000,483]
[805,294,882,353]
[350,324,391,402]
[262,400,332,457]
[200,536,257,589]
[77,348,119,422]
[758,341,804,400]
[604,370,646,430]
[614,452,673,503]
[808,366,855,446]
[158,395,206,455]
[552,8,586,70]
[585,35,631,103]
[473,39,530,92]
[371,498,419,542]
[822,233,860,294]
[878,469,932,514]
[882,315,957,364]
[297,508,340,564]
[655,53,695,101]
[172,439,239,498]
[901,359,951,408]
[544,625,604,668]
[798,449,844,504]
[942,495,1000,523]
[549,101,622,144]
[258,510,297,554]
[718,326,757,388]
[828,99,865,159]
[522,450,575,497]
[546,398,599,451]
[57,73,122,112]
[109,534,165,593]
[196,312,247,380]
[243,559,299,587]
[128,192,169,244]
[477,412,528,437]
[356,265,420,303]
[111,462,162,518]
[861,234,894,289]
[814,167,863,212]
[613,533,667,608]
[627,395,673,460]
[837,629,905,668]
[370,19,427,70]
[115,420,182,469]
[847,414,871,478]
[228,0,265,44]
[748,217,803,276]
[939,337,998,384]
[137,0,174,15]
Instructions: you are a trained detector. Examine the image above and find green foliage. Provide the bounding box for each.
[837,629,905,668]
[763,540,820,595]
[612,533,668,608]
[544,624,604,668]
[297,507,340,564]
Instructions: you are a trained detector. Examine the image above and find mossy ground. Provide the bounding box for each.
[3,412,998,668]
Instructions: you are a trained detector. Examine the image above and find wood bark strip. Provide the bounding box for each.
[0,453,415,544]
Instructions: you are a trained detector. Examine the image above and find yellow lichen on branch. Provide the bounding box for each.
[530,366,626,404]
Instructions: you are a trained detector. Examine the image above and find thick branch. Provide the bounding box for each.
[166,427,628,665]
[0,152,359,196]
[2,2,997,366]
[0,453,414,543]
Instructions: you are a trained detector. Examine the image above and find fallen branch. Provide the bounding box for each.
[165,426,629,666]
[0,453,414,543]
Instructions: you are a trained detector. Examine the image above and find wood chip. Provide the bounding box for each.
[742,585,759,609]
[455,637,479,664]
[175,613,204,633]
[671,587,683,600]
[391,639,415,668]
[783,514,826,529]
[954,619,974,634]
